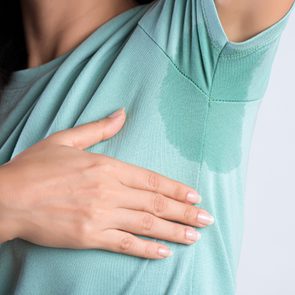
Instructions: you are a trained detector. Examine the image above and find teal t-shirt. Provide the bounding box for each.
[0,0,294,294]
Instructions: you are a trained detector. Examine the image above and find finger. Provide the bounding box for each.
[110,208,202,245]
[99,229,173,259]
[45,108,126,149]
[113,185,214,228]
[95,154,202,205]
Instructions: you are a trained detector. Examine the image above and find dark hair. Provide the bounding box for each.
[0,1,26,91]
[0,0,154,91]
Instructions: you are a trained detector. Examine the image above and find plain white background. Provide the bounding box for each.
[236,13,295,295]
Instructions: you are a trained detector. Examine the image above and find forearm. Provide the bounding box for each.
[0,165,20,243]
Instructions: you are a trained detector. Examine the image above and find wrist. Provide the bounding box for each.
[0,164,21,243]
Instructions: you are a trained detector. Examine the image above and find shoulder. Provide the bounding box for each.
[135,0,294,101]
[137,0,221,95]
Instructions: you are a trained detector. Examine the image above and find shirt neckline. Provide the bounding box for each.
[8,4,148,86]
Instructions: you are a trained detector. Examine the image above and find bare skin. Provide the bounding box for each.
[215,0,294,42]
[20,0,295,67]
[0,0,214,261]
[20,0,140,68]
[0,108,214,259]
[0,0,293,259]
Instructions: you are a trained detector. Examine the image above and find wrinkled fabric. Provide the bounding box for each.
[0,0,294,294]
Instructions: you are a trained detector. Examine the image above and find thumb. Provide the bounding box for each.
[46,107,126,149]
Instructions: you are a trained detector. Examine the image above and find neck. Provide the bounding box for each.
[20,0,138,68]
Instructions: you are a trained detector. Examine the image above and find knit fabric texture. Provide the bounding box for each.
[0,0,294,294]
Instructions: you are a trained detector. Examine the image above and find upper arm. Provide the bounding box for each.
[138,0,294,102]
[215,0,295,42]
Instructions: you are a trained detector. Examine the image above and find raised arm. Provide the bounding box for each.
[215,0,295,42]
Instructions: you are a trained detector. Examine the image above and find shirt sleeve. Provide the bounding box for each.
[138,0,295,102]
[201,0,295,102]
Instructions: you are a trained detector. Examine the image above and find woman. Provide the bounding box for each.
[0,0,294,294]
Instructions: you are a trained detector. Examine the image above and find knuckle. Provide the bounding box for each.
[90,152,105,164]
[172,223,184,239]
[100,129,105,141]
[76,203,97,225]
[71,138,80,149]
[141,213,154,232]
[184,205,198,223]
[119,234,134,252]
[143,243,154,258]
[152,193,168,215]
[99,163,114,174]
[173,185,185,202]
[147,172,160,191]
[100,119,108,128]
[75,218,92,245]
[98,121,108,139]
[44,134,61,145]
[96,154,117,170]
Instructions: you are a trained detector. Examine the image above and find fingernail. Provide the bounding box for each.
[186,191,202,203]
[158,247,173,257]
[108,107,125,118]
[185,228,201,241]
[197,211,215,225]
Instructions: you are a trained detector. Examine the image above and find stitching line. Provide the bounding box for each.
[190,33,239,295]
[219,37,281,59]
[189,36,228,295]
[137,23,210,100]
[137,23,263,103]
[201,0,284,59]
[210,98,262,103]
[200,0,224,51]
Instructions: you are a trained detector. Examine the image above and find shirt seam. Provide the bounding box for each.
[189,38,228,294]
[137,23,264,103]
[201,0,287,58]
[208,41,264,108]
[220,37,282,59]
[137,23,235,294]
[200,0,225,51]
[137,23,210,100]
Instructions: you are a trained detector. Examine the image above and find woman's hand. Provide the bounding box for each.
[0,107,214,259]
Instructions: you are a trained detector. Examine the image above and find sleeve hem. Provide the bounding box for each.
[200,0,295,55]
